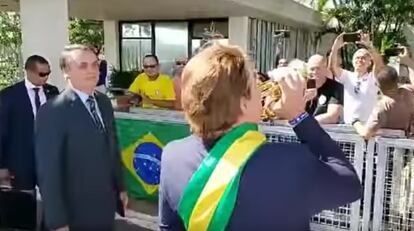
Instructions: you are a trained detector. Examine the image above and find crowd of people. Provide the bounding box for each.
[118,32,414,140]
[261,32,414,139]
[0,30,411,231]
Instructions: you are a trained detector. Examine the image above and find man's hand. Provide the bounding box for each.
[140,94,153,106]
[0,169,12,187]
[304,89,317,102]
[120,191,129,210]
[267,67,306,120]
[399,46,412,66]
[358,32,373,48]
[54,226,69,231]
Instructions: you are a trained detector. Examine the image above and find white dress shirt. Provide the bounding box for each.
[71,87,105,128]
[24,78,46,117]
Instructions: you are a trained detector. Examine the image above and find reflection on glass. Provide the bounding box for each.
[155,22,188,77]
[191,39,229,56]
[121,39,152,71]
[122,23,152,38]
[192,21,229,38]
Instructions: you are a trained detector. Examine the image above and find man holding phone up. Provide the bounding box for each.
[329,32,385,124]
[305,55,344,124]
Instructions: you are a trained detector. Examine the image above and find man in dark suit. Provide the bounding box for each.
[35,45,127,231]
[0,55,59,189]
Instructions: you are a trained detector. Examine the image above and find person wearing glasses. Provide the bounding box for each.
[353,47,414,139]
[35,45,127,231]
[352,65,414,139]
[128,54,175,109]
[329,32,385,124]
[159,44,361,230]
[0,55,59,229]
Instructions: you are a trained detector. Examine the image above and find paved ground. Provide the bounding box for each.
[115,199,158,231]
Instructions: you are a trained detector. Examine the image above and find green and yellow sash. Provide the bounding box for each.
[178,123,266,231]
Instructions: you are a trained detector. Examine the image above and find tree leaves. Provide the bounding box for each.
[68,18,104,51]
[318,0,414,50]
[0,15,104,89]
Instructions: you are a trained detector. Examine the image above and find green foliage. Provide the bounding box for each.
[69,19,104,51]
[109,69,140,90]
[0,15,104,89]
[319,0,414,51]
[0,12,22,89]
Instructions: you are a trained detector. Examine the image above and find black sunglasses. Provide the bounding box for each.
[143,65,157,69]
[39,72,51,77]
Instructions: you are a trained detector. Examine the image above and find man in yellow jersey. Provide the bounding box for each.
[128,54,175,109]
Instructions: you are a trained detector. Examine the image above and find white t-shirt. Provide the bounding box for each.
[337,70,380,124]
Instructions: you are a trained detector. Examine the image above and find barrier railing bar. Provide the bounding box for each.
[362,139,375,231]
[350,139,366,231]
[373,142,387,231]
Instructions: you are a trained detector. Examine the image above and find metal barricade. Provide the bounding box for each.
[260,125,367,231]
[115,109,414,231]
[372,138,414,231]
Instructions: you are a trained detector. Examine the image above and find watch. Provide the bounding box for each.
[288,112,309,127]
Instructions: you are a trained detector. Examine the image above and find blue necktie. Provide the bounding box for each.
[33,88,41,112]
[86,96,104,132]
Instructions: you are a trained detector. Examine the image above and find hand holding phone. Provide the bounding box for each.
[306,78,316,89]
[343,32,361,43]
[384,47,404,57]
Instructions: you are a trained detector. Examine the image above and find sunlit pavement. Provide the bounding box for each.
[115,199,158,231]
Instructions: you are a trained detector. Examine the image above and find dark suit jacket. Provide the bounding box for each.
[159,116,362,231]
[35,88,124,230]
[0,81,59,190]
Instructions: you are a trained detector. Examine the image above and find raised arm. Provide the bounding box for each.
[329,33,346,80]
[358,33,385,76]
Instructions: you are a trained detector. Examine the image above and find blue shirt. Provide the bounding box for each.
[159,116,362,231]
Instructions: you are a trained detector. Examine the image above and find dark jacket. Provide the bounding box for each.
[0,81,59,190]
[159,116,362,231]
[35,89,124,230]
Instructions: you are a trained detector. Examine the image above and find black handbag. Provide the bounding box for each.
[0,185,37,230]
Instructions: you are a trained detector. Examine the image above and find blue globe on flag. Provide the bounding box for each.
[133,142,162,185]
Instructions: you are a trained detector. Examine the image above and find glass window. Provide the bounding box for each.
[122,23,152,38]
[191,38,228,55]
[155,22,189,76]
[191,21,228,39]
[121,39,152,71]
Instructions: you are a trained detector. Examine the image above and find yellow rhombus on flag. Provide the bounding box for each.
[122,133,164,196]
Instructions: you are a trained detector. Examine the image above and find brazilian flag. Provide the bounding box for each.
[116,118,190,200]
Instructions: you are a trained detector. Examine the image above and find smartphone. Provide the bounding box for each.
[274,30,290,38]
[384,47,404,57]
[307,79,316,89]
[343,33,361,43]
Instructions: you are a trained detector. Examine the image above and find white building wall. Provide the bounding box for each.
[104,20,120,70]
[228,17,250,52]
[20,0,69,90]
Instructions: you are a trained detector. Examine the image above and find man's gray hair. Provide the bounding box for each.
[59,44,96,70]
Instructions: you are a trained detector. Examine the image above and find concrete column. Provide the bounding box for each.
[20,0,69,90]
[104,20,120,70]
[228,17,250,52]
